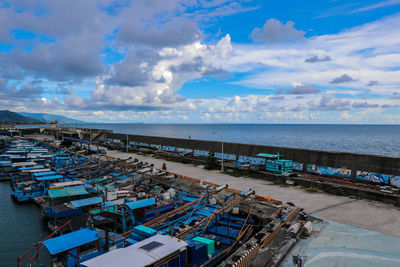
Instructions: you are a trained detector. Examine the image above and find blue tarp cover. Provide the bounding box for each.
[35,175,64,181]
[124,198,156,210]
[71,197,103,208]
[33,171,56,177]
[42,228,99,255]
[55,157,71,160]
[48,186,88,198]
[104,201,117,207]
[19,166,44,170]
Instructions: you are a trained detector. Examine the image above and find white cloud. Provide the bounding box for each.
[225,14,400,98]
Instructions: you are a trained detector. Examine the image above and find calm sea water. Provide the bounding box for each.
[0,183,50,266]
[80,124,400,157]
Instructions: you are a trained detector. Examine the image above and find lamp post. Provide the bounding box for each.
[212,131,224,172]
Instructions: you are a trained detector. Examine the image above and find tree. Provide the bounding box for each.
[205,152,219,170]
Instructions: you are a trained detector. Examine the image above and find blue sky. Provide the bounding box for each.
[0,0,399,123]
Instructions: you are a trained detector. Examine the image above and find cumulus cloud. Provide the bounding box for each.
[106,50,160,87]
[1,1,400,123]
[269,95,285,101]
[352,102,379,109]
[286,84,321,95]
[251,18,305,43]
[304,55,331,63]
[118,20,202,47]
[65,34,233,110]
[308,95,382,111]
[330,74,357,84]
[310,95,351,111]
[0,79,43,100]
[366,80,379,86]
[0,32,104,82]
[391,92,400,99]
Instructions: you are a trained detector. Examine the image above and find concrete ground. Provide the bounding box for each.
[106,148,400,239]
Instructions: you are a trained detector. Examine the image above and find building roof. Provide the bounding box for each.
[71,196,103,208]
[42,228,99,255]
[81,235,187,267]
[48,186,88,198]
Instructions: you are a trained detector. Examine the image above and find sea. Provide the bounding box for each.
[3,123,400,264]
[0,182,50,266]
[78,123,400,157]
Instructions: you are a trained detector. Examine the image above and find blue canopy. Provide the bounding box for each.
[35,175,64,181]
[48,186,88,198]
[42,228,99,255]
[123,198,156,210]
[71,197,103,208]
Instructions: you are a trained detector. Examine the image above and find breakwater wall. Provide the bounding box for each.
[23,127,400,177]
[110,133,400,178]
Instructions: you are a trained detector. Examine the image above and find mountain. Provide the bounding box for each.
[0,110,43,123]
[19,112,83,124]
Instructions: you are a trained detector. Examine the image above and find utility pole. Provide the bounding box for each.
[212,131,224,172]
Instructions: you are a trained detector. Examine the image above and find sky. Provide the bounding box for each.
[0,0,400,123]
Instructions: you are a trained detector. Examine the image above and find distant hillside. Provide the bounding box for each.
[0,110,43,123]
[19,112,82,124]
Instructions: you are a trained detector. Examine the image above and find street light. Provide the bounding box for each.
[212,131,224,172]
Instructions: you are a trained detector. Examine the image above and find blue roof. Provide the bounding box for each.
[71,197,103,208]
[48,186,88,198]
[42,228,99,255]
[123,198,156,210]
[19,165,44,170]
[35,175,64,181]
[256,153,280,159]
[33,171,56,177]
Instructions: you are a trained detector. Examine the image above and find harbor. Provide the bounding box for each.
[2,0,400,265]
[1,127,400,266]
